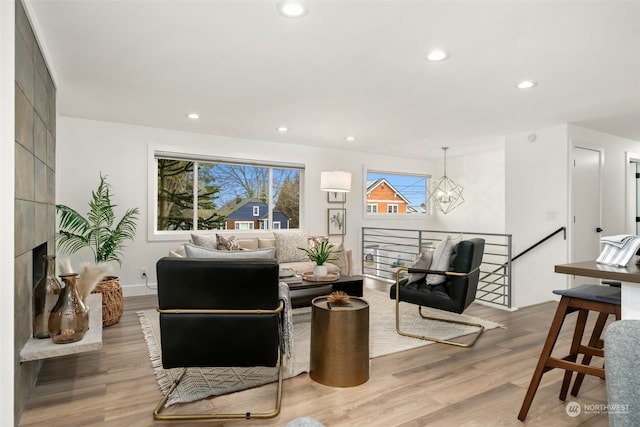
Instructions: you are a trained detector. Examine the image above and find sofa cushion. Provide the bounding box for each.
[284,261,340,275]
[273,231,309,263]
[237,238,260,250]
[331,243,349,275]
[258,237,276,248]
[184,243,275,259]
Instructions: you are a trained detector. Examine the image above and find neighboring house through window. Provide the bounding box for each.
[365,170,429,216]
[153,151,302,236]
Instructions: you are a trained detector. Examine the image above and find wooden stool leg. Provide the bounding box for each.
[570,311,608,397]
[518,297,570,421]
[560,309,589,400]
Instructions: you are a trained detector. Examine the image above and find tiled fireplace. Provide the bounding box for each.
[14,0,57,422]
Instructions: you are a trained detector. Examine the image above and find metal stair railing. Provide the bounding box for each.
[362,226,567,310]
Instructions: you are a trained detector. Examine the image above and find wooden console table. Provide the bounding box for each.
[20,293,103,362]
[555,260,640,319]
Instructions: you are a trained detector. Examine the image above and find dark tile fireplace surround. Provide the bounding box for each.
[14,0,57,423]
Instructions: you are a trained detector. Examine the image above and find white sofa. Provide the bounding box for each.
[170,231,353,277]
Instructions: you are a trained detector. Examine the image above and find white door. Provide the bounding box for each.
[571,146,603,287]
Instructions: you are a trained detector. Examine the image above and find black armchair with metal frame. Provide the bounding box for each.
[153,257,285,421]
[390,238,486,347]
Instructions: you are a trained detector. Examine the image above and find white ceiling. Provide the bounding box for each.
[25,0,640,159]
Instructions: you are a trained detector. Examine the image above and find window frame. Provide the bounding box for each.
[387,204,399,213]
[148,146,304,241]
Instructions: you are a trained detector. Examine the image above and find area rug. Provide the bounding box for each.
[138,288,503,407]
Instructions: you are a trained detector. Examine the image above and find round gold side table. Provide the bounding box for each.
[309,296,369,387]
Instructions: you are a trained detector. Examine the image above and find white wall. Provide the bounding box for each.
[57,117,459,296]
[57,117,508,297]
[429,146,506,234]
[1,0,15,420]
[568,124,640,237]
[506,125,570,308]
[506,124,640,308]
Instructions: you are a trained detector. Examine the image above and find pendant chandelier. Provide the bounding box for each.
[429,147,464,214]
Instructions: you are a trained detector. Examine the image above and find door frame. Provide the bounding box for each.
[626,152,640,234]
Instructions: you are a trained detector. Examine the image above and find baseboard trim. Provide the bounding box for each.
[122,282,157,297]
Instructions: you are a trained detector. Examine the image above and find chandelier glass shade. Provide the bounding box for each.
[429,147,464,214]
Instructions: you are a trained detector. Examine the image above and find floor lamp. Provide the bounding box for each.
[320,171,351,245]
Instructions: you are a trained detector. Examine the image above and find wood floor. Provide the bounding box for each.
[19,278,611,427]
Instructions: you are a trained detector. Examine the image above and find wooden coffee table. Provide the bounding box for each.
[288,274,363,296]
[287,275,363,308]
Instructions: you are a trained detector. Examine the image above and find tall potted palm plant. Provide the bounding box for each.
[56,174,139,326]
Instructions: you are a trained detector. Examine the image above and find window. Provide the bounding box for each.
[365,170,429,216]
[155,153,302,233]
[273,221,281,229]
[234,221,254,230]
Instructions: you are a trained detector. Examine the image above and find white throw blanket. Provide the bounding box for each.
[596,234,640,267]
[278,282,295,375]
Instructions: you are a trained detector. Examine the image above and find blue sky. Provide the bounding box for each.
[367,172,427,208]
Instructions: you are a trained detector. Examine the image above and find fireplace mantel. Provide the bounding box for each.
[19,294,103,362]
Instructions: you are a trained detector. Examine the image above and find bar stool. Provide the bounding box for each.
[517,284,621,421]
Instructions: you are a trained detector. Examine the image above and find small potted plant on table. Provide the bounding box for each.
[298,241,340,278]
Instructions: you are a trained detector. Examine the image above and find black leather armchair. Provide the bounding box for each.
[153,257,285,420]
[390,238,486,347]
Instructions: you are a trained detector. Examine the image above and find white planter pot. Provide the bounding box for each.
[313,265,328,277]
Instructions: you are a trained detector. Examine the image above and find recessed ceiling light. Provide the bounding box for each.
[186,113,200,119]
[425,49,450,62]
[277,1,308,18]
[277,126,289,133]
[516,80,537,89]
[345,136,356,142]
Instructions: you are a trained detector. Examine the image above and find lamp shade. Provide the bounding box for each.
[320,171,352,192]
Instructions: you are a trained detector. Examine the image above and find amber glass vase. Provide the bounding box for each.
[48,273,89,344]
[32,255,62,338]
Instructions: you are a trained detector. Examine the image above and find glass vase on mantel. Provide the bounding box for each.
[48,273,89,344]
[32,255,62,339]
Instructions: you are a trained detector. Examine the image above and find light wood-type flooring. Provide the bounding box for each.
[19,278,612,427]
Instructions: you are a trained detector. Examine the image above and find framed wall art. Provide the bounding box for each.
[327,191,346,203]
[328,208,346,236]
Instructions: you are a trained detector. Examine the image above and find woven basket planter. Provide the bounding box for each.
[91,276,124,327]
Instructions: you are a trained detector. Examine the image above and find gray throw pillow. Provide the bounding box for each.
[190,234,217,249]
[184,243,275,259]
[273,231,309,263]
[408,251,433,284]
[426,235,462,285]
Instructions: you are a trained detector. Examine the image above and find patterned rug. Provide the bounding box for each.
[138,288,504,407]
